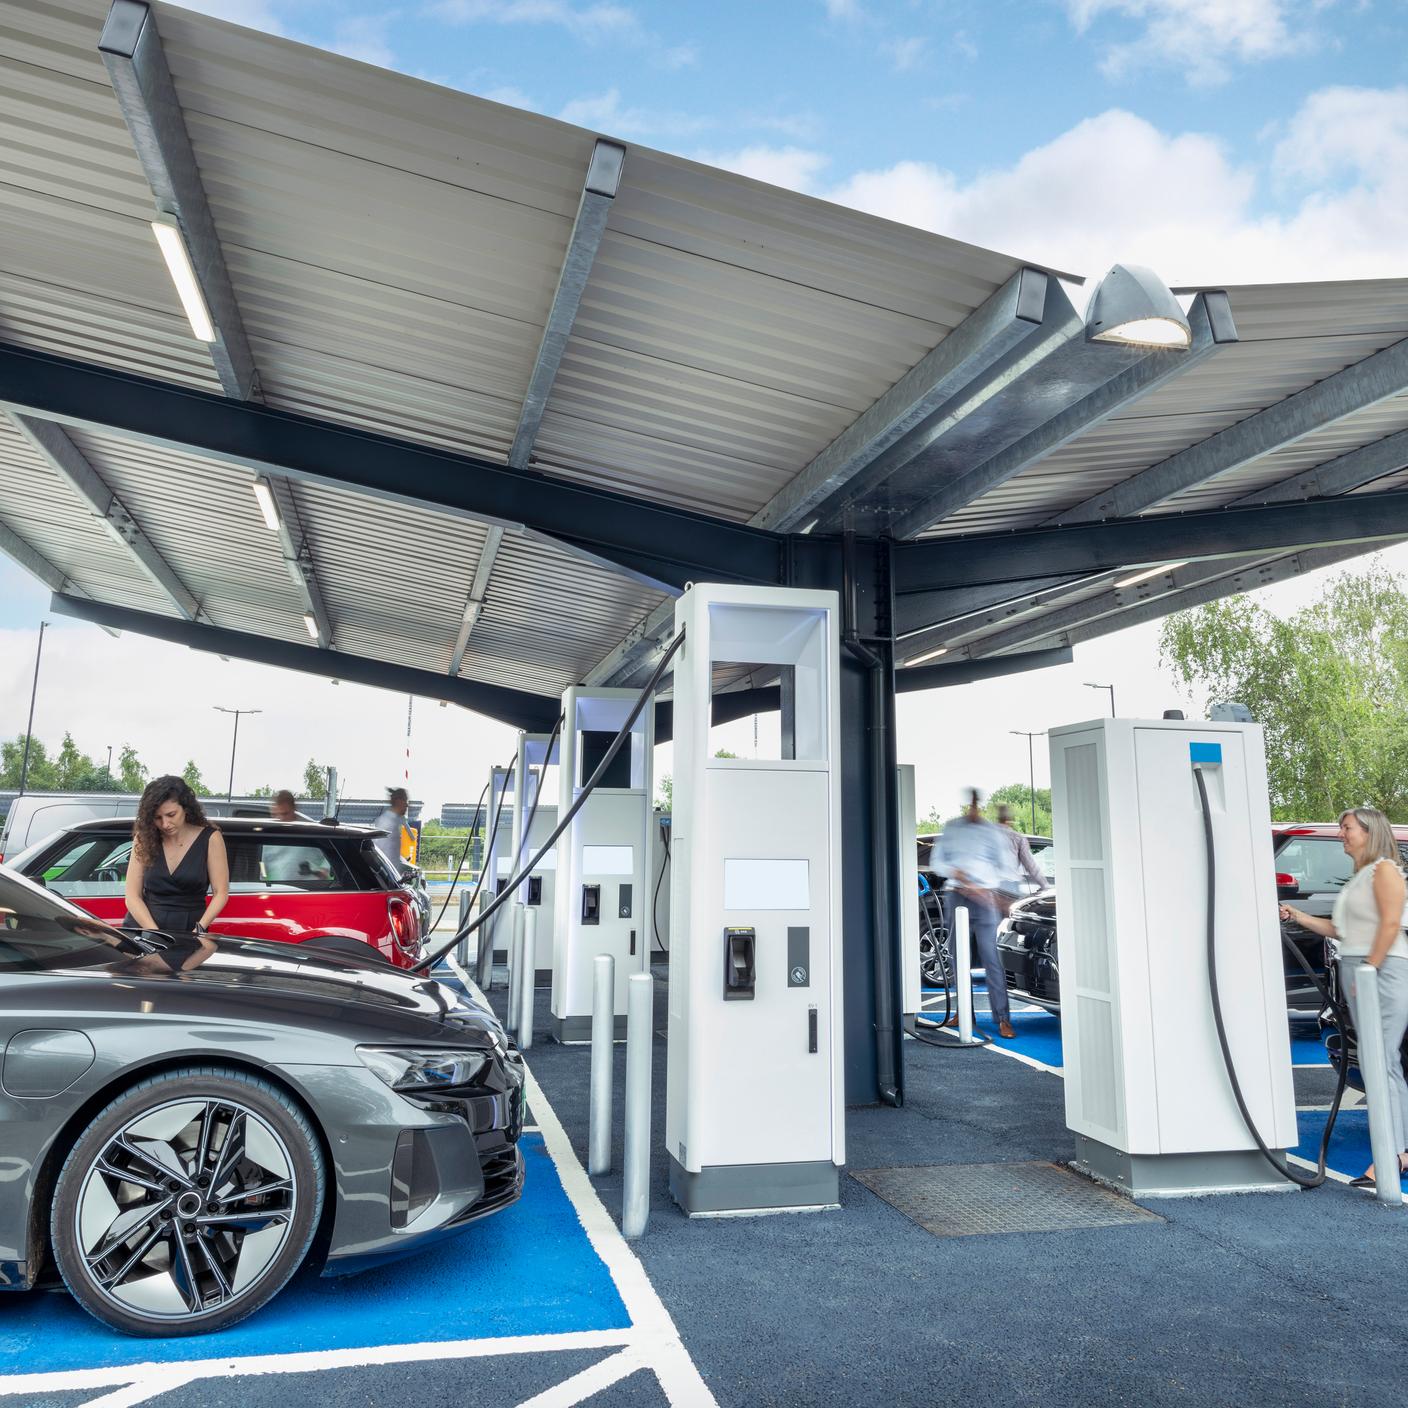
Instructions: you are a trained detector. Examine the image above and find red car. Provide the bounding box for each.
[9,816,424,968]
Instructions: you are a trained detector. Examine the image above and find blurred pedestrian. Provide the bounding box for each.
[373,787,414,874]
[123,775,229,936]
[1281,806,1408,1188]
[270,788,299,822]
[996,803,1046,889]
[931,788,1018,1039]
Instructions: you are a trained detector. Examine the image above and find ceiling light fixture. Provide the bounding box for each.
[150,218,216,343]
[1086,264,1191,349]
[251,478,281,532]
[907,645,949,666]
[1114,561,1189,589]
[303,612,320,639]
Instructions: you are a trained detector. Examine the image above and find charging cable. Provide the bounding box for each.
[426,748,516,936]
[1195,764,1348,1189]
[414,629,685,973]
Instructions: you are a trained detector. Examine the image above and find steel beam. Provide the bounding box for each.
[583,597,678,688]
[256,475,333,647]
[895,645,1073,691]
[892,488,1408,595]
[892,293,1234,539]
[1248,425,1408,504]
[1002,542,1382,655]
[1051,334,1408,525]
[99,0,258,401]
[509,141,625,470]
[750,267,1053,532]
[449,525,504,676]
[0,345,785,593]
[49,593,561,730]
[10,413,200,618]
[0,517,68,593]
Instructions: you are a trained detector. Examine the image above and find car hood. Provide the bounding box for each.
[36,932,504,1049]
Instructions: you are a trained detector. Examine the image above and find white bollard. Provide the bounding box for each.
[474,891,493,989]
[457,889,473,968]
[589,954,615,1175]
[519,908,537,1050]
[507,906,524,1037]
[955,903,976,1045]
[622,971,653,1238]
[1352,964,1403,1207]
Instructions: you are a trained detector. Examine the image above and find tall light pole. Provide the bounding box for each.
[105,745,113,775]
[17,621,48,797]
[213,706,261,802]
[1009,730,1045,834]
[1084,681,1116,717]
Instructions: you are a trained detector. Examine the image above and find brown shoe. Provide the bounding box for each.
[997,1019,1016,1039]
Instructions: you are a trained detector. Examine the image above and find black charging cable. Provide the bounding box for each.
[414,629,685,973]
[651,816,671,954]
[426,749,517,937]
[1196,764,1348,1190]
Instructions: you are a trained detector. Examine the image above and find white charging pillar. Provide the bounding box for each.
[479,765,515,969]
[550,687,653,1042]
[666,584,844,1216]
[1050,717,1297,1197]
[510,733,559,989]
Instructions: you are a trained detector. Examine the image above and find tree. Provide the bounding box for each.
[118,745,147,793]
[1160,563,1408,821]
[181,760,208,794]
[655,752,737,812]
[1,735,57,790]
[303,759,329,801]
[987,782,1053,838]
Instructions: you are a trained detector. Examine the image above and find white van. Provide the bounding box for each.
[0,792,257,863]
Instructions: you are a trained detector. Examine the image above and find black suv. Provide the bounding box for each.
[995,825,1408,1013]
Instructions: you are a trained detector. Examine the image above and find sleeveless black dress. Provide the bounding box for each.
[125,826,214,934]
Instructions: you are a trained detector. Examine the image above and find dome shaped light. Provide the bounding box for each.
[1085,264,1191,349]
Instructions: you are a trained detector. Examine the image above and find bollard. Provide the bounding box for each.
[589,954,615,1175]
[519,908,537,1050]
[955,904,976,1045]
[457,889,473,968]
[622,971,653,1238]
[1352,964,1403,1207]
[506,906,524,1037]
[475,893,494,990]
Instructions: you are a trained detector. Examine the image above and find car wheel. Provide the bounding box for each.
[51,1067,324,1337]
[919,915,951,989]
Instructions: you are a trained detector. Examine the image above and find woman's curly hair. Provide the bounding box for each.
[134,775,211,865]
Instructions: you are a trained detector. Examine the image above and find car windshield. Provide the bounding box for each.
[0,869,149,971]
[1274,835,1355,891]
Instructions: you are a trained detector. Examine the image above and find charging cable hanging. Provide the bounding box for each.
[415,628,685,973]
[426,748,517,937]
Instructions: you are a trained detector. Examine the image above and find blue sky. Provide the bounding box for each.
[2,0,1406,808]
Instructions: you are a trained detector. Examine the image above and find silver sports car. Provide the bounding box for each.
[0,868,523,1337]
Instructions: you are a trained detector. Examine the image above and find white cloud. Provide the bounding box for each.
[881,35,927,72]
[329,14,399,68]
[559,88,712,138]
[166,0,288,33]
[1065,0,1328,84]
[822,0,865,18]
[427,0,695,65]
[691,145,832,192]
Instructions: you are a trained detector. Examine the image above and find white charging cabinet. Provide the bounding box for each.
[1049,717,1297,1196]
[509,732,558,978]
[665,584,844,1216]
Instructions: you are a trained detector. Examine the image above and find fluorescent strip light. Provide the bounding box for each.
[251,479,281,532]
[303,612,320,639]
[1114,561,1188,589]
[1090,316,1190,349]
[907,645,949,666]
[150,219,216,343]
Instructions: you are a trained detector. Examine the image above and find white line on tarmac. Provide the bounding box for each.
[511,1348,643,1408]
[75,1374,198,1408]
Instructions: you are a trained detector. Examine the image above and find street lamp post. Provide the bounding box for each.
[1009,730,1045,834]
[17,621,48,797]
[105,745,113,776]
[1084,681,1116,717]
[213,706,262,802]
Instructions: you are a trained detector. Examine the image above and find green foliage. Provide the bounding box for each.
[1160,564,1408,821]
[180,760,208,793]
[986,782,1053,837]
[303,759,329,800]
[1,735,56,789]
[117,745,147,793]
[655,752,738,812]
[2,734,120,792]
[248,784,274,798]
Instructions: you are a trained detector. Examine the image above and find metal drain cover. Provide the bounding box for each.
[851,1161,1164,1238]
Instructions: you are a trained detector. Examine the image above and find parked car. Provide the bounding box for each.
[1319,958,1408,1093]
[0,867,524,1336]
[995,824,1408,1013]
[9,818,424,968]
[916,831,1055,987]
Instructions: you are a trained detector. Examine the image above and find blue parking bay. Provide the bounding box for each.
[0,1134,628,1374]
[1293,1107,1373,1180]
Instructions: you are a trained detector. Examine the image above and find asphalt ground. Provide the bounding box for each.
[4,960,1402,1408]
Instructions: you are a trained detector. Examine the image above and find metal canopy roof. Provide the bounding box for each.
[3,0,1407,716]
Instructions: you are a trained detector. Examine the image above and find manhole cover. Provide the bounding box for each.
[850,1161,1164,1238]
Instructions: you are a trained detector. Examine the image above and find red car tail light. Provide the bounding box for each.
[388,894,420,953]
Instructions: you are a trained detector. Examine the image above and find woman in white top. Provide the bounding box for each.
[1281,806,1408,1188]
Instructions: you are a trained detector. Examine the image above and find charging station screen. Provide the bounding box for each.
[581,729,632,789]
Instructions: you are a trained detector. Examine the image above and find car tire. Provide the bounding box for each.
[919,914,951,990]
[51,1066,324,1338]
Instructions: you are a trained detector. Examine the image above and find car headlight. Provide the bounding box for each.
[358,1046,489,1092]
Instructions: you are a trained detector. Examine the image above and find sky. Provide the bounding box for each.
[2,0,1406,819]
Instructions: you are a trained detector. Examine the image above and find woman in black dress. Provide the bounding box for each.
[123,775,230,935]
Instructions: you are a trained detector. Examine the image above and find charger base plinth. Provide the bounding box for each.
[1073,1135,1295,1199]
[668,1155,840,1217]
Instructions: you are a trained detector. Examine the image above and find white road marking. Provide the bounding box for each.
[511,1348,643,1408]
[0,961,712,1407]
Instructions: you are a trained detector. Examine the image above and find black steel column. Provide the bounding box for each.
[788,536,905,1107]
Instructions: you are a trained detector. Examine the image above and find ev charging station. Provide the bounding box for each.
[478,764,515,973]
[1049,716,1298,1197]
[510,732,559,980]
[665,584,845,1216]
[551,686,654,1042]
